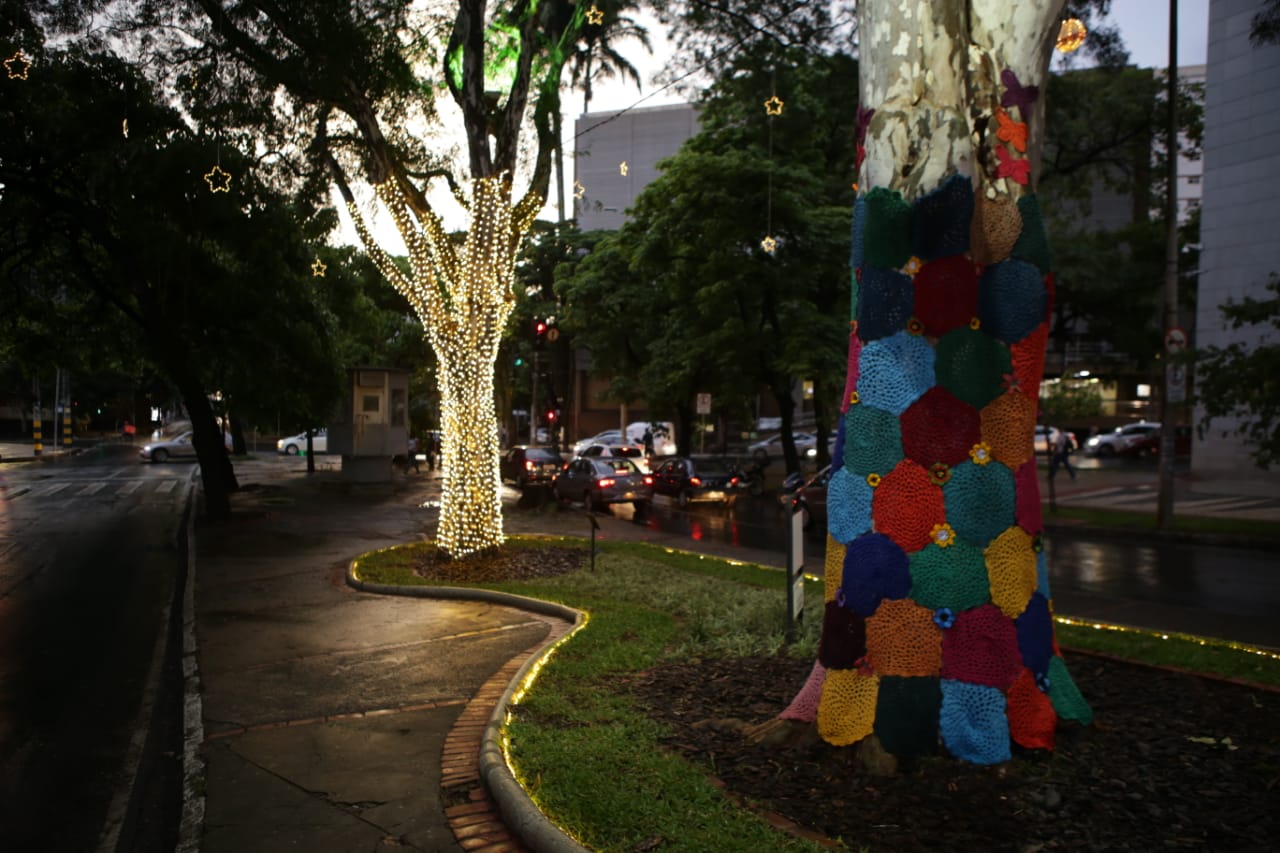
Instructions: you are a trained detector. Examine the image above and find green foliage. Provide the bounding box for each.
[1040,380,1104,421]
[1194,274,1280,469]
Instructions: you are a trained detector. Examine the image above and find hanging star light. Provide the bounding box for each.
[4,50,31,80]
[311,257,327,277]
[586,5,604,25]
[619,161,628,176]
[573,179,585,199]
[122,118,129,138]
[1056,18,1087,53]
[761,235,777,254]
[764,95,784,116]
[203,164,232,193]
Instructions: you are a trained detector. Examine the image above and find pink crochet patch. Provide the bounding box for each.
[780,660,828,722]
[842,332,863,413]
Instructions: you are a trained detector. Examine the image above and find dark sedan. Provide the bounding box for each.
[500,446,564,488]
[651,457,744,507]
[788,465,833,529]
[552,457,654,514]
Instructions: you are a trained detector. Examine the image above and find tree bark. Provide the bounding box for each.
[792,0,1094,767]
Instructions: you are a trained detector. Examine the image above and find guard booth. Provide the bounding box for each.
[327,367,409,482]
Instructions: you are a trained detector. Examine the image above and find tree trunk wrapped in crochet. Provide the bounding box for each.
[783,0,1092,765]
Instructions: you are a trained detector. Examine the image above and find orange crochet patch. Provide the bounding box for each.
[980,391,1036,469]
[866,599,943,677]
[872,460,946,553]
[817,668,880,746]
[985,525,1039,618]
[1009,323,1049,404]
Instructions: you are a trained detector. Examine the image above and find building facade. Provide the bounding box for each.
[1192,0,1280,493]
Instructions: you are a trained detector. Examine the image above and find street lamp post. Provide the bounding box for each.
[1157,0,1180,527]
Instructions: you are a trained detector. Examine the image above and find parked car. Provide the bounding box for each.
[551,457,653,514]
[139,430,231,463]
[788,465,833,529]
[1123,424,1193,458]
[651,457,745,507]
[500,446,563,488]
[747,432,833,460]
[1083,421,1162,457]
[571,430,624,457]
[577,443,650,472]
[277,429,327,455]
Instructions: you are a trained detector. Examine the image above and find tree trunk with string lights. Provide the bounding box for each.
[776,0,1094,767]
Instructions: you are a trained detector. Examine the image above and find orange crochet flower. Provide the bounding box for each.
[995,107,1028,153]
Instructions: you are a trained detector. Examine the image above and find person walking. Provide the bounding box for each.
[642,427,654,458]
[1048,428,1076,481]
[405,434,421,474]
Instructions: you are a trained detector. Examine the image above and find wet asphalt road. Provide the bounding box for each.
[0,446,189,850]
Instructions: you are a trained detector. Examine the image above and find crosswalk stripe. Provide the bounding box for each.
[117,481,142,496]
[33,483,71,498]
[78,482,107,496]
[153,480,177,494]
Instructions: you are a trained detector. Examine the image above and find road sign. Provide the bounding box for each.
[546,327,560,343]
[696,393,712,415]
[1168,364,1187,404]
[1164,326,1188,354]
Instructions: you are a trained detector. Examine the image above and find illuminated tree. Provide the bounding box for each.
[113,1,599,557]
[780,1,1093,766]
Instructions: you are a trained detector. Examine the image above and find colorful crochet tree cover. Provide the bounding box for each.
[793,88,1092,765]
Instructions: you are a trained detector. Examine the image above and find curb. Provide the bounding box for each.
[346,572,591,853]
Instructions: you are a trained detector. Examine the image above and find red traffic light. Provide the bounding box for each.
[546,409,557,422]
[535,320,547,336]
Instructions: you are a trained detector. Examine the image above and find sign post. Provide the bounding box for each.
[786,508,805,642]
[696,393,711,454]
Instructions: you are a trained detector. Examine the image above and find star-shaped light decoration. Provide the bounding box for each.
[763,95,784,116]
[586,4,604,25]
[760,235,777,254]
[1056,17,1087,54]
[311,257,327,277]
[203,164,232,193]
[619,161,628,176]
[573,179,585,199]
[122,118,129,138]
[4,50,31,80]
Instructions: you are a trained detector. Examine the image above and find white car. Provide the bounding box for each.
[1084,421,1161,457]
[577,443,651,473]
[572,430,624,456]
[277,429,327,455]
[748,432,824,458]
[139,430,232,462]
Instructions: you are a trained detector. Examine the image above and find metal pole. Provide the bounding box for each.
[32,377,42,456]
[1157,0,1179,528]
[530,350,539,445]
[62,371,72,447]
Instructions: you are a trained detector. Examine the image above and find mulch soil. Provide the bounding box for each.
[629,655,1280,852]
[417,545,1279,852]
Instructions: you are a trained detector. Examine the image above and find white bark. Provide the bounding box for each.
[859,0,1066,201]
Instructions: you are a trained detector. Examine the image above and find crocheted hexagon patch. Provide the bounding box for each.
[840,532,911,617]
[901,385,982,469]
[935,326,1012,410]
[939,679,1011,765]
[858,332,935,416]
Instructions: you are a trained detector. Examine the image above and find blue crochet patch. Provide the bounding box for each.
[840,532,911,617]
[939,679,1011,765]
[912,174,973,261]
[1036,549,1051,598]
[857,332,936,417]
[827,465,874,544]
[857,266,914,342]
[977,260,1048,344]
[1016,592,1054,676]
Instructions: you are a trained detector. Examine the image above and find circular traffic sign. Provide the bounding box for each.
[1164,326,1187,354]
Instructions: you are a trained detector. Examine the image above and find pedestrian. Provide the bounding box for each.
[642,427,654,458]
[406,435,421,474]
[1049,429,1076,481]
[427,432,438,471]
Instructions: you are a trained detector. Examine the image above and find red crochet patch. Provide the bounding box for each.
[1009,322,1049,404]
[912,255,979,337]
[940,603,1022,689]
[900,386,982,469]
[1006,667,1057,750]
[872,460,946,553]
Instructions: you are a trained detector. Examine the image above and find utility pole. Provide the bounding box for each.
[1157,0,1180,528]
[32,377,42,457]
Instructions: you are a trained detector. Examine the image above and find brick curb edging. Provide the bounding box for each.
[347,571,590,853]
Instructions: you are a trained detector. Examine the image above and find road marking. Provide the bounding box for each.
[32,483,71,498]
[1078,492,1157,508]
[117,481,142,496]
[78,482,108,496]
[153,480,178,495]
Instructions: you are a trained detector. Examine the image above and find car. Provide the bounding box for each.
[748,432,832,459]
[551,457,654,514]
[500,446,564,488]
[1123,424,1193,458]
[139,430,232,463]
[577,443,651,472]
[1083,421,1162,457]
[277,429,327,455]
[624,421,677,456]
[571,430,624,457]
[650,456,745,508]
[788,465,833,529]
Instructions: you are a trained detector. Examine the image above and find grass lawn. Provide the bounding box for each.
[352,537,1280,852]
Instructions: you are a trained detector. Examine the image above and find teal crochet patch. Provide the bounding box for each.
[935,327,1012,409]
[944,460,1017,548]
[1012,194,1052,274]
[863,187,913,269]
[1047,655,1093,724]
[908,539,991,611]
[843,404,904,477]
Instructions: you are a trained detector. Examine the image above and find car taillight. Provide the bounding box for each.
[690,476,702,486]
[597,478,615,488]
[643,476,653,485]
[730,476,740,485]
[524,460,534,470]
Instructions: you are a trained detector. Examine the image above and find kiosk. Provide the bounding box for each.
[327,367,410,482]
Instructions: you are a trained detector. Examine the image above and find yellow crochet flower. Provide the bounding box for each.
[866,472,882,487]
[969,442,993,465]
[969,317,982,330]
[931,523,957,548]
[849,391,860,405]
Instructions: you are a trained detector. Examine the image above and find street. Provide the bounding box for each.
[0,444,191,850]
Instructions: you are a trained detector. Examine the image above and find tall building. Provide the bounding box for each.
[572,103,699,231]
[1192,0,1280,493]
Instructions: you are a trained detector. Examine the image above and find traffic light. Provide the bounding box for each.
[545,408,557,424]
[533,319,547,350]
